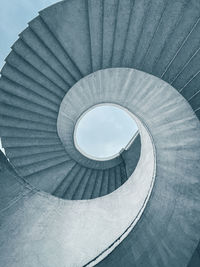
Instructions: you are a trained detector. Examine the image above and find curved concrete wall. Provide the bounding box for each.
[121,133,141,177]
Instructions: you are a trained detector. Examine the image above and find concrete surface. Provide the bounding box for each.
[0,0,200,265]
[0,69,200,267]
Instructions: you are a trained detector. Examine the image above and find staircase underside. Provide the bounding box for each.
[0,0,200,266]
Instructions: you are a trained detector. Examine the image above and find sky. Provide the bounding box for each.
[75,105,138,159]
[0,0,138,159]
[0,0,58,71]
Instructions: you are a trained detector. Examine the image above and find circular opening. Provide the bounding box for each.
[74,104,138,160]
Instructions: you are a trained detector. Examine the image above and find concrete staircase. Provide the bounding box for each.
[0,0,200,266]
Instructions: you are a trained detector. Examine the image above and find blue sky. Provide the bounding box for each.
[75,105,138,159]
[0,0,138,158]
[0,0,58,70]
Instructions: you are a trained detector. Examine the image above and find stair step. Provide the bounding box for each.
[0,103,56,125]
[172,51,200,91]
[112,0,134,67]
[40,0,91,76]
[91,170,103,198]
[13,37,69,92]
[0,126,58,139]
[189,91,200,112]
[0,89,57,120]
[142,0,188,74]
[20,27,75,87]
[72,168,93,200]
[115,165,122,189]
[100,169,109,197]
[120,162,128,185]
[63,166,87,199]
[53,164,81,198]
[87,0,103,72]
[133,0,167,69]
[68,167,90,200]
[0,76,59,113]
[11,150,67,167]
[181,73,200,101]
[81,169,98,199]
[18,155,70,177]
[102,0,119,68]
[155,0,200,79]
[108,168,115,193]
[1,136,60,148]
[25,160,76,194]
[5,51,64,101]
[1,66,60,111]
[5,144,64,158]
[168,38,200,88]
[29,16,82,81]
[122,0,150,67]
[0,114,55,132]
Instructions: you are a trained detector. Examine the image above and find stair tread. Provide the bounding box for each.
[0,126,58,139]
[13,38,69,92]
[115,165,122,189]
[53,164,81,198]
[5,144,64,158]
[29,16,82,81]
[20,27,75,86]
[0,114,55,132]
[172,50,200,90]
[40,0,91,76]
[133,0,167,69]
[142,0,188,74]
[122,0,150,67]
[1,136,60,148]
[156,0,200,79]
[0,103,56,125]
[11,150,67,167]
[25,160,76,194]
[0,87,57,119]
[87,0,103,72]
[5,51,65,101]
[82,169,98,199]
[91,170,104,198]
[18,155,70,177]
[102,0,119,68]
[112,0,134,67]
[63,166,87,199]
[1,65,60,110]
[100,169,109,196]
[108,168,116,193]
[70,168,91,200]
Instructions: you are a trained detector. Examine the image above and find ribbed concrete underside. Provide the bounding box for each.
[0,69,200,266]
[0,0,200,266]
[0,0,200,201]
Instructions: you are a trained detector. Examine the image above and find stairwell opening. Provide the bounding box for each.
[74,104,138,161]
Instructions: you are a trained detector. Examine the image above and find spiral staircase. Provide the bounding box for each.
[0,0,200,266]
